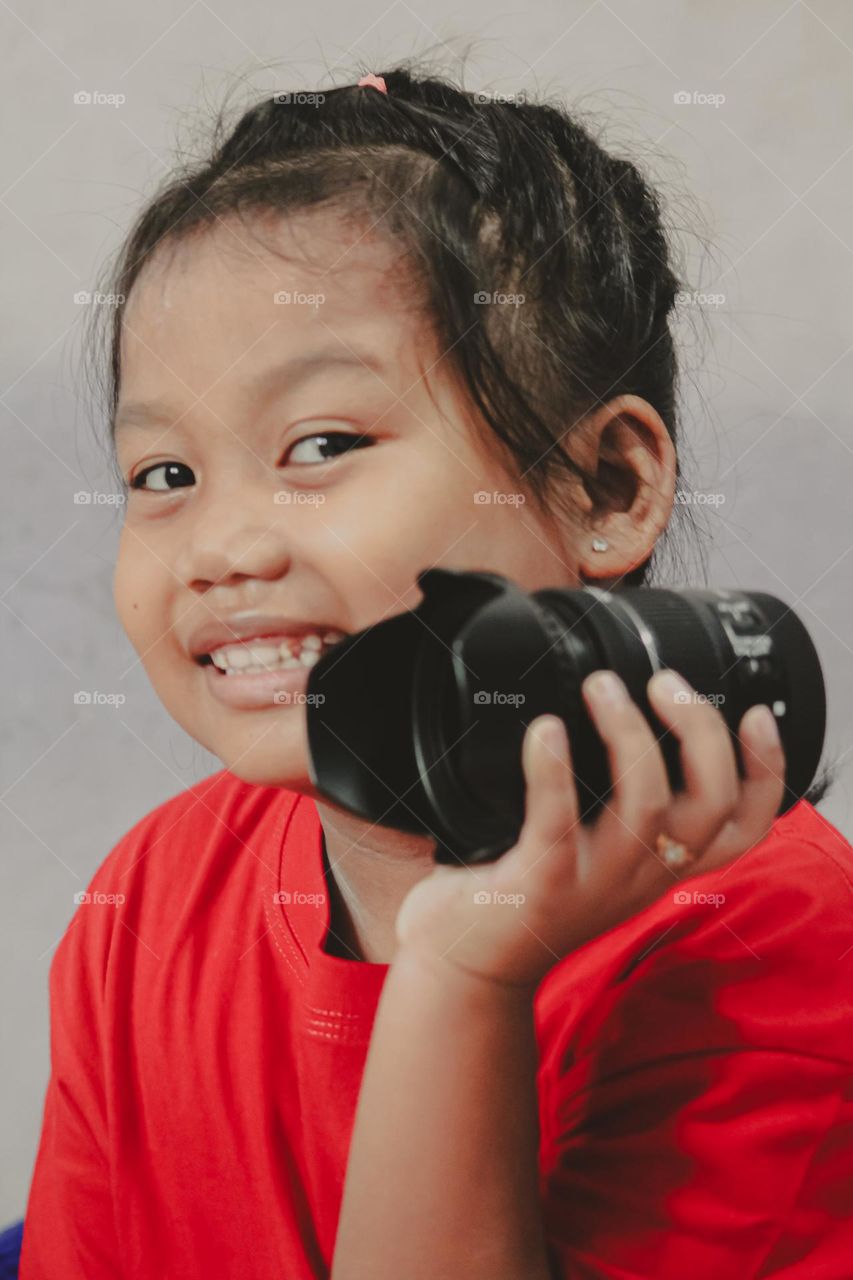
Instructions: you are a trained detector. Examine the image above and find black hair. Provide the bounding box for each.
[85,57,835,808]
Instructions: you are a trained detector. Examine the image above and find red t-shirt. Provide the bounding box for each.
[19,770,853,1279]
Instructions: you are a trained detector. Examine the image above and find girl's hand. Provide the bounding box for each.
[394,668,786,988]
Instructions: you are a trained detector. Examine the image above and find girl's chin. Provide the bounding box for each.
[196,701,316,789]
[203,726,314,792]
[222,758,317,793]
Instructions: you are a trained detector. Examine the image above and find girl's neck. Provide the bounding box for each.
[315,803,436,964]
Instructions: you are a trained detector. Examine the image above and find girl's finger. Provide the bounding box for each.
[645,670,740,850]
[698,702,786,870]
[507,715,581,882]
[580,671,671,860]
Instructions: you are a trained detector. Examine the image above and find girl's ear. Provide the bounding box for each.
[568,395,677,585]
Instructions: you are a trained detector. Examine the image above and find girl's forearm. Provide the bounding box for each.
[330,947,554,1280]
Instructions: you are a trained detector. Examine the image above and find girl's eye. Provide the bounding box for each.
[283,430,375,466]
[130,461,194,492]
[127,431,375,491]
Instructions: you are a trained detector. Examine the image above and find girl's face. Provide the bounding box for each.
[112,210,589,793]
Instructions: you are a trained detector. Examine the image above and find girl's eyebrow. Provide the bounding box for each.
[114,346,387,436]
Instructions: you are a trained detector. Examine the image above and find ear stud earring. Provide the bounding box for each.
[591,536,609,552]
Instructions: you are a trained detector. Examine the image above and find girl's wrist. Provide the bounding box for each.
[391,941,541,1007]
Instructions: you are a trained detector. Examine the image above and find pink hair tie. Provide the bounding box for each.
[356,73,388,95]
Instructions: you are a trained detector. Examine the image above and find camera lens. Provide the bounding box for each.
[305,568,825,866]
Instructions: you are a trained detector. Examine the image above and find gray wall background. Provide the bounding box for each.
[3,0,852,1221]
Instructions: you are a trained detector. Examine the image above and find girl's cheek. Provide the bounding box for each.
[113,546,161,647]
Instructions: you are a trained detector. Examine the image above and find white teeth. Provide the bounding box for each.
[209,629,344,675]
[220,644,280,670]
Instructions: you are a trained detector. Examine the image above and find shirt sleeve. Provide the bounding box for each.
[537,837,853,1280]
[19,869,124,1278]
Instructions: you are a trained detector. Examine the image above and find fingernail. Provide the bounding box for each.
[536,716,567,755]
[651,669,690,700]
[585,671,628,704]
[751,704,780,747]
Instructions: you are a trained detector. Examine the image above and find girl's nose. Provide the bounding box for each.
[177,510,294,592]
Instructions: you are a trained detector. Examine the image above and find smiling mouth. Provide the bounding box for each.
[195,629,347,676]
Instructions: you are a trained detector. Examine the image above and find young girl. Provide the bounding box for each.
[20,64,853,1279]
